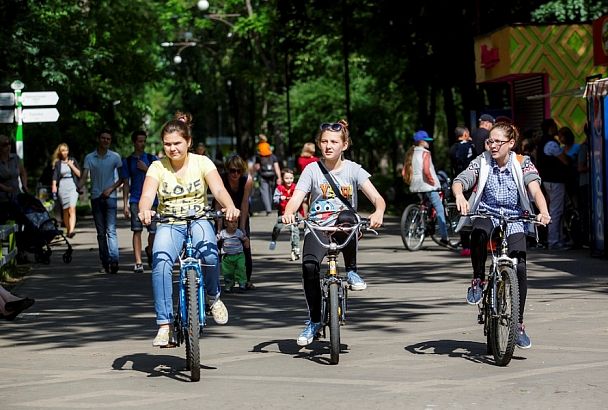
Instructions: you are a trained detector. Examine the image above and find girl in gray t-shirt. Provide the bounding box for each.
[281,119,386,347]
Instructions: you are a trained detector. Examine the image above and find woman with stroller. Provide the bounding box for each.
[51,143,81,238]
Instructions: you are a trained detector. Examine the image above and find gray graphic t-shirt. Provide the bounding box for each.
[295,159,370,227]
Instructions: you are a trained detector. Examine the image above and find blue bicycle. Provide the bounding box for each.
[156,207,223,382]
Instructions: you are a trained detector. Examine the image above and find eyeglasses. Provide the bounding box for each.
[486,139,510,147]
[320,123,343,132]
[228,168,242,174]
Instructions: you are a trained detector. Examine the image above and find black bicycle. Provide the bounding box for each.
[297,214,376,364]
[471,210,540,366]
[400,190,460,251]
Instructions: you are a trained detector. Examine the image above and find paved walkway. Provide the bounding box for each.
[1,212,607,409]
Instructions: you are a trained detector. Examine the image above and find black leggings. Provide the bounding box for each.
[470,218,528,324]
[301,231,357,323]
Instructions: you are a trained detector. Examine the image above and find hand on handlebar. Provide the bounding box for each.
[535,213,551,226]
[367,211,383,229]
[281,213,296,225]
[222,206,240,222]
[138,209,157,226]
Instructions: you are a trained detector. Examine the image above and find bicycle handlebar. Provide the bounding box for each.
[155,207,225,224]
[286,215,377,251]
[468,210,543,225]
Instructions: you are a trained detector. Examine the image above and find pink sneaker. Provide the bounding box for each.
[460,248,471,257]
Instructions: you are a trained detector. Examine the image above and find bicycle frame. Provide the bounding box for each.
[177,219,207,330]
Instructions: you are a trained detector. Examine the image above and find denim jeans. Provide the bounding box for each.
[152,219,220,325]
[91,197,119,266]
[425,191,448,239]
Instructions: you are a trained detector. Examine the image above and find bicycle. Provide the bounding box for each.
[400,189,460,251]
[155,206,224,382]
[296,214,376,364]
[470,210,540,366]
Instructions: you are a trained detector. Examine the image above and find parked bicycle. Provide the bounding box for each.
[293,214,376,364]
[400,189,460,251]
[155,207,224,382]
[471,210,540,366]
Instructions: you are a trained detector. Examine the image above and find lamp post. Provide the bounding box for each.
[161,41,198,64]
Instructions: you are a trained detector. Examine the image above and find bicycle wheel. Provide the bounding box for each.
[400,204,425,251]
[489,265,519,366]
[328,282,341,365]
[185,268,201,381]
[431,202,461,248]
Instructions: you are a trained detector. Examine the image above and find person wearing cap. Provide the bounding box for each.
[407,130,450,246]
[472,114,495,155]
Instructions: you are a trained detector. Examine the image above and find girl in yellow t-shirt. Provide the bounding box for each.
[138,112,240,347]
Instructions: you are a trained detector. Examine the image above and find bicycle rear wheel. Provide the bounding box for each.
[328,282,341,365]
[431,202,461,248]
[186,268,201,381]
[489,265,519,366]
[400,204,425,251]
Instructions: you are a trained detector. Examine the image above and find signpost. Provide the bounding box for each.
[6,80,60,159]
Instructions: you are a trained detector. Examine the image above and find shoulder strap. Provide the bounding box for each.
[317,161,356,213]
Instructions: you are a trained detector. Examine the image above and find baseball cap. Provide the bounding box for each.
[479,114,495,123]
[413,130,433,142]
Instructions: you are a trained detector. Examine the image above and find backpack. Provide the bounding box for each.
[127,153,155,176]
[259,155,275,179]
[401,147,414,185]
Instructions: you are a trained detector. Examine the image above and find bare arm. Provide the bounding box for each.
[137,175,159,225]
[123,179,131,218]
[206,169,240,222]
[79,168,89,193]
[527,180,551,226]
[452,181,469,215]
[281,189,308,224]
[239,175,253,231]
[18,159,28,192]
[422,152,435,185]
[360,179,385,228]
[273,161,282,186]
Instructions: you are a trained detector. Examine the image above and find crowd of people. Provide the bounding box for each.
[0,112,592,353]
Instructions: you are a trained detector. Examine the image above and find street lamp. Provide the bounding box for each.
[161,41,197,64]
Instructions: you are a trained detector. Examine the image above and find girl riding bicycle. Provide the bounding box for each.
[138,112,240,347]
[451,121,551,349]
[281,119,385,346]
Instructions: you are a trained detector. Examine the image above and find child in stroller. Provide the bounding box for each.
[13,193,73,264]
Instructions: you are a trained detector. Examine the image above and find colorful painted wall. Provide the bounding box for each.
[475,24,605,136]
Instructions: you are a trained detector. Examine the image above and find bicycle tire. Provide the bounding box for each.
[400,204,425,251]
[186,268,201,381]
[489,265,519,366]
[328,282,341,365]
[431,202,461,248]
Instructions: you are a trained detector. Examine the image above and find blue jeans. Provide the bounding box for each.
[91,197,119,266]
[152,219,220,325]
[425,191,448,240]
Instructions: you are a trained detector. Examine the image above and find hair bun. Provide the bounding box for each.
[338,119,349,128]
[174,111,193,126]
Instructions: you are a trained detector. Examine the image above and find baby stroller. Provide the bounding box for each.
[14,193,73,264]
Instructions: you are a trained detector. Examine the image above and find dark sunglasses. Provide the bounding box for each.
[228,168,242,174]
[320,123,343,132]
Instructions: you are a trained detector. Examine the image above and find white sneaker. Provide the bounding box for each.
[211,299,228,325]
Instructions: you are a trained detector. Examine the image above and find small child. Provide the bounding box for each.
[218,218,250,292]
[269,168,301,260]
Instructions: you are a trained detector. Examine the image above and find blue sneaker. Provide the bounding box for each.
[297,321,322,346]
[347,271,367,291]
[466,278,484,305]
[516,324,532,349]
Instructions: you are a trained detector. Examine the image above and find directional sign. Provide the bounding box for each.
[0,93,15,107]
[21,91,59,106]
[0,109,14,123]
[22,108,59,123]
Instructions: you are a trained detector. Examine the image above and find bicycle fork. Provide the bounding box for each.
[321,258,348,328]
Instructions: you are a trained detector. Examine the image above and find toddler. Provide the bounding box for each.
[218,218,250,292]
[269,168,301,260]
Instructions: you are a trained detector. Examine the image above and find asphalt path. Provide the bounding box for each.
[1,212,607,409]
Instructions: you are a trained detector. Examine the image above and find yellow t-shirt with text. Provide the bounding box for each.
[146,154,216,220]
